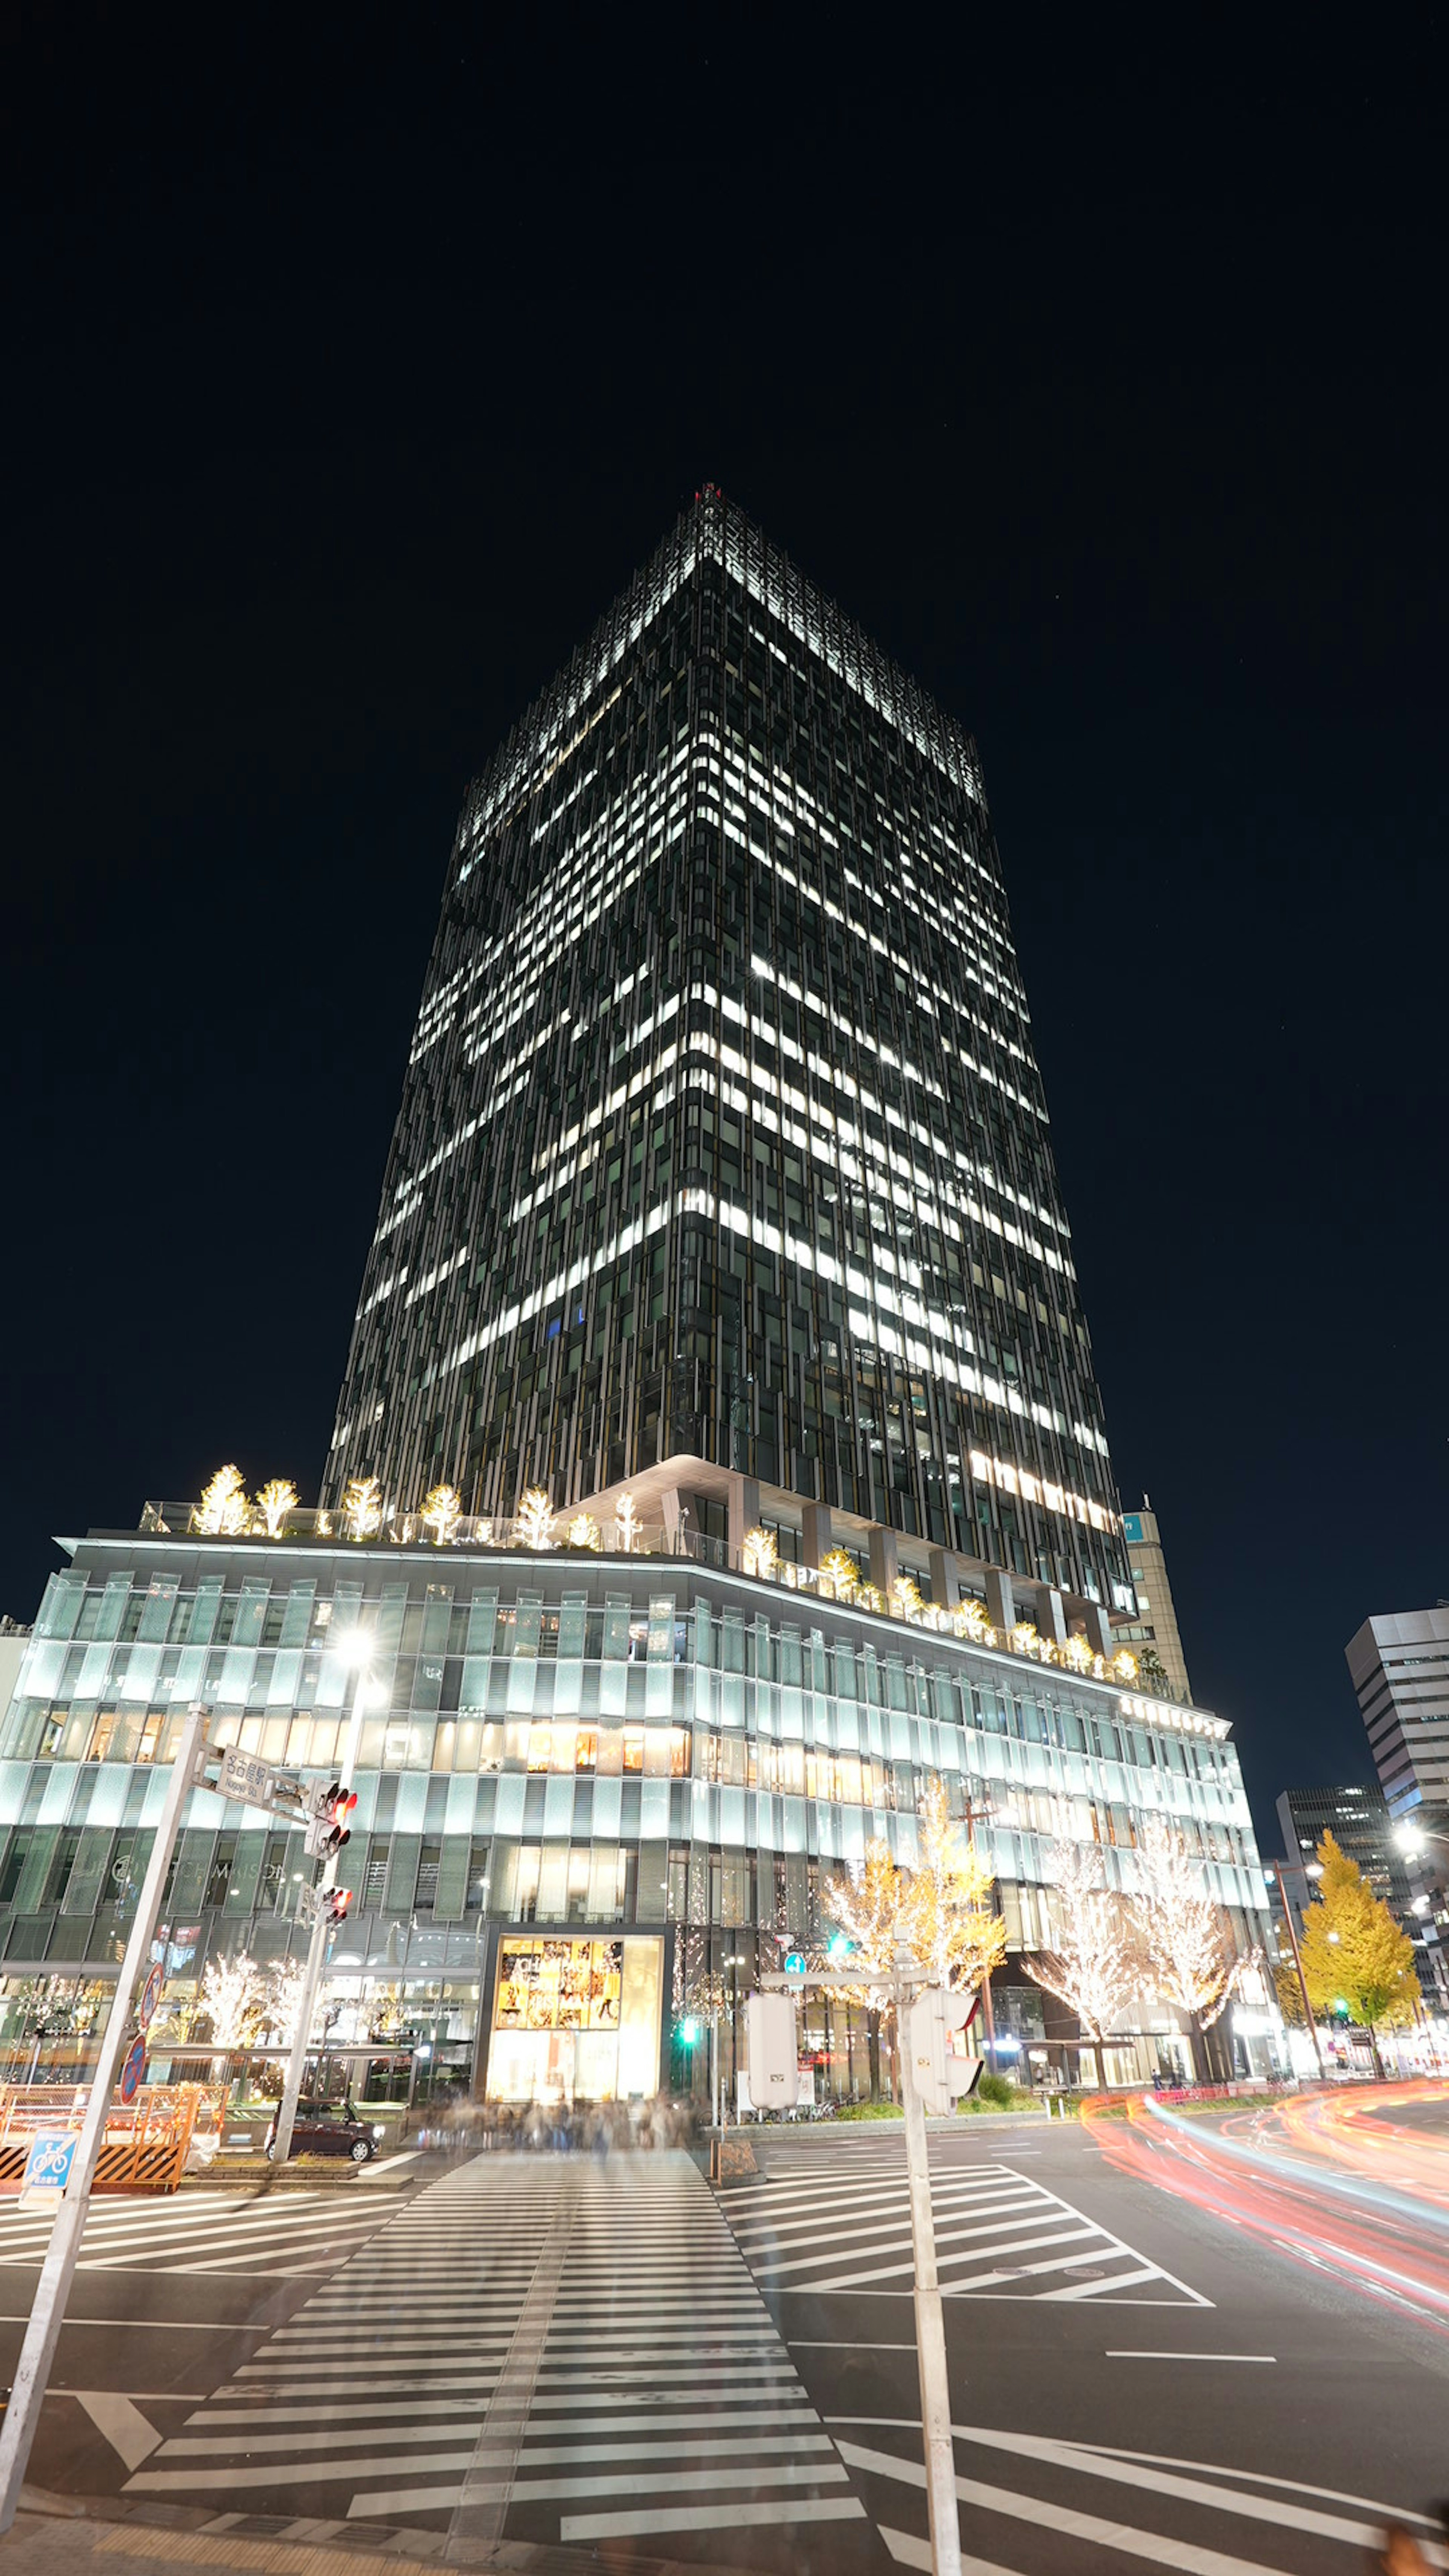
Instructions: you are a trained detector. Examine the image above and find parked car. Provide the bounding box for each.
[265,2099,383,2162]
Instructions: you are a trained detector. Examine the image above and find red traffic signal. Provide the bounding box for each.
[323,1886,353,1927]
[320,1783,357,1858]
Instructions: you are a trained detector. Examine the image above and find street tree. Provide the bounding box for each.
[1130,1817,1257,2080]
[420,1482,462,1544]
[1026,1842,1136,2089]
[1297,1831,1421,2075]
[824,1838,907,2099]
[901,1776,1007,1996]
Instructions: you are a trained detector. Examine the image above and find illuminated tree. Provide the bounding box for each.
[517,1487,556,1549]
[901,1776,1007,1995]
[261,1958,311,2045]
[420,1482,462,1545]
[741,1527,777,1579]
[1297,1832,1421,2074]
[314,1508,334,1536]
[1010,1621,1043,1660]
[615,1493,641,1553]
[818,1547,860,1601]
[1130,1817,1256,2079]
[341,1475,383,1539]
[565,1512,603,1551]
[1111,1649,1139,1684]
[891,1575,924,1623]
[855,1581,886,1614]
[199,1952,265,2049]
[953,1599,996,1647]
[824,1838,906,2101]
[1060,1634,1095,1677]
[195,1465,248,1536]
[252,1478,298,1538]
[1026,1842,1136,2089]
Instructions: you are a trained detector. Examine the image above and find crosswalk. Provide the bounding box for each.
[0,2188,398,2277]
[722,2147,1210,2304]
[832,2420,1444,2575]
[123,2150,872,2562]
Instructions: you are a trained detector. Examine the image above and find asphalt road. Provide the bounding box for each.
[0,2112,1445,2572]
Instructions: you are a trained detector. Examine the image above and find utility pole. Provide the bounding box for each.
[0,1698,211,2535]
[1264,1858,1323,2081]
[271,1641,372,2165]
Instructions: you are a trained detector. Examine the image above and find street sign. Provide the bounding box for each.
[119,2039,146,2105]
[18,2134,77,2213]
[218,1748,278,1808]
[136,1965,163,2031]
[783,1950,807,1993]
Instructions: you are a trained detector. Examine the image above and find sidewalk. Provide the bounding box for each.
[1,2485,722,2574]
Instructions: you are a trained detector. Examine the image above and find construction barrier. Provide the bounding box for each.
[0,2082,223,2193]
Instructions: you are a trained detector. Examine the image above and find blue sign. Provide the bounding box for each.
[22,2133,78,2197]
[120,2038,147,2104]
[784,1952,807,1979]
[1121,1513,1144,1545]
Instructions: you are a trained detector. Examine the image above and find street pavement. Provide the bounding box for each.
[0,2112,1446,2572]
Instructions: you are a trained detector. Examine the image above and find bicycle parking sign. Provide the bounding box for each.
[18,2133,78,2213]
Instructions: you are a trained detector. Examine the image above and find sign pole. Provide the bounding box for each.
[0,1698,211,2535]
[896,1950,963,2576]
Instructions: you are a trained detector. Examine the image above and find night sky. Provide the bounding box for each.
[4,15,1444,1849]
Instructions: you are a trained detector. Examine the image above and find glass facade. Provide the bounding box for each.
[0,1535,1272,2095]
[322,488,1134,1617]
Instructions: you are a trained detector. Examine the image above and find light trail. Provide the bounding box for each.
[1085,2084,1449,2335]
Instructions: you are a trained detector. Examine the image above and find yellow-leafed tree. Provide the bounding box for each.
[1297,1832,1421,2074]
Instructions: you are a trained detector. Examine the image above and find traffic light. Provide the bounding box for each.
[746,1992,799,2108]
[677,2016,701,2045]
[322,1885,353,1928]
[905,1987,983,2116]
[305,1781,357,1860]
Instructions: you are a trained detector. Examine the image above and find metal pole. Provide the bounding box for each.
[271,1658,370,2165]
[1271,1860,1323,2080]
[0,1698,210,2535]
[897,1958,962,2576]
[711,2008,721,2131]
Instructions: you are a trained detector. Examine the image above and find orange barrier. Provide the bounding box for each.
[0,2082,221,2193]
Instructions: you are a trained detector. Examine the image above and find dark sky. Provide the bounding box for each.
[4,13,1445,1847]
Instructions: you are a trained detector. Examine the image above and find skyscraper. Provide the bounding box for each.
[0,495,1276,2110]
[325,489,1135,1644]
[1116,1502,1193,1701]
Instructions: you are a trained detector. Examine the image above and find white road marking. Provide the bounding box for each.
[74,2393,163,2471]
[559,2496,866,2542]
[1105,2351,1277,2363]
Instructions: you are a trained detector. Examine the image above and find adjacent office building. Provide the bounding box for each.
[1346,1607,1449,1999]
[1274,1783,1414,1924]
[1115,1501,1192,1702]
[0,495,1274,2098]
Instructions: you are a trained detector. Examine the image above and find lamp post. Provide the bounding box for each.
[1263,1859,1324,2080]
[271,1633,374,2165]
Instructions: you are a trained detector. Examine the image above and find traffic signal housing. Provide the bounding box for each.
[305,1781,357,1860]
[905,1987,983,2117]
[322,1885,353,1928]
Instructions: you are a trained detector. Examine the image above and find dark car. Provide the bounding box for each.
[265,2099,382,2162]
